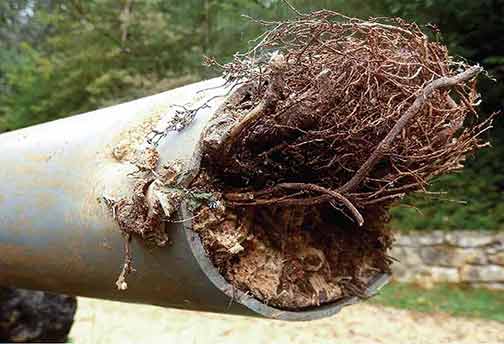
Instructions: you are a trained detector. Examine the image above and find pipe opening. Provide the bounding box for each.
[186,86,393,311]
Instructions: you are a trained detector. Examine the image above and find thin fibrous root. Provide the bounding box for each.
[115,233,135,290]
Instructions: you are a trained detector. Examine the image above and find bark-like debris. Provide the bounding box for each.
[105,104,210,290]
[105,147,168,290]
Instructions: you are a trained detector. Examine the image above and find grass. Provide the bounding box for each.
[371,282,504,322]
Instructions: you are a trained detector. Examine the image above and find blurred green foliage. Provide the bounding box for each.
[0,0,502,230]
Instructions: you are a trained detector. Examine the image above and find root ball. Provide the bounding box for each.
[193,11,492,310]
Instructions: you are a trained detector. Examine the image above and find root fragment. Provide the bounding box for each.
[115,233,134,290]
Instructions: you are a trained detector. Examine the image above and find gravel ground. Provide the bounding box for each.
[70,297,504,344]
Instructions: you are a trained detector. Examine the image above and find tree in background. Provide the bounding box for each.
[0,0,352,130]
[1,0,201,128]
[0,0,502,230]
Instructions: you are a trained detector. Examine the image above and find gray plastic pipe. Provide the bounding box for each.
[0,78,389,321]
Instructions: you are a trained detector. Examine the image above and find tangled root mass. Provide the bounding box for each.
[193,11,493,310]
[205,11,490,205]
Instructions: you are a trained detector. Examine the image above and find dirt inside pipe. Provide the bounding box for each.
[191,181,392,310]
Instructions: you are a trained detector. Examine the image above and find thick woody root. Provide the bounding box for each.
[194,12,494,309]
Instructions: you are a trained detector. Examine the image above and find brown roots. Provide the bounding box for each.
[204,11,492,211]
[193,11,494,309]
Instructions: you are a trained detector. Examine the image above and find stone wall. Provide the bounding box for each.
[391,230,504,289]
